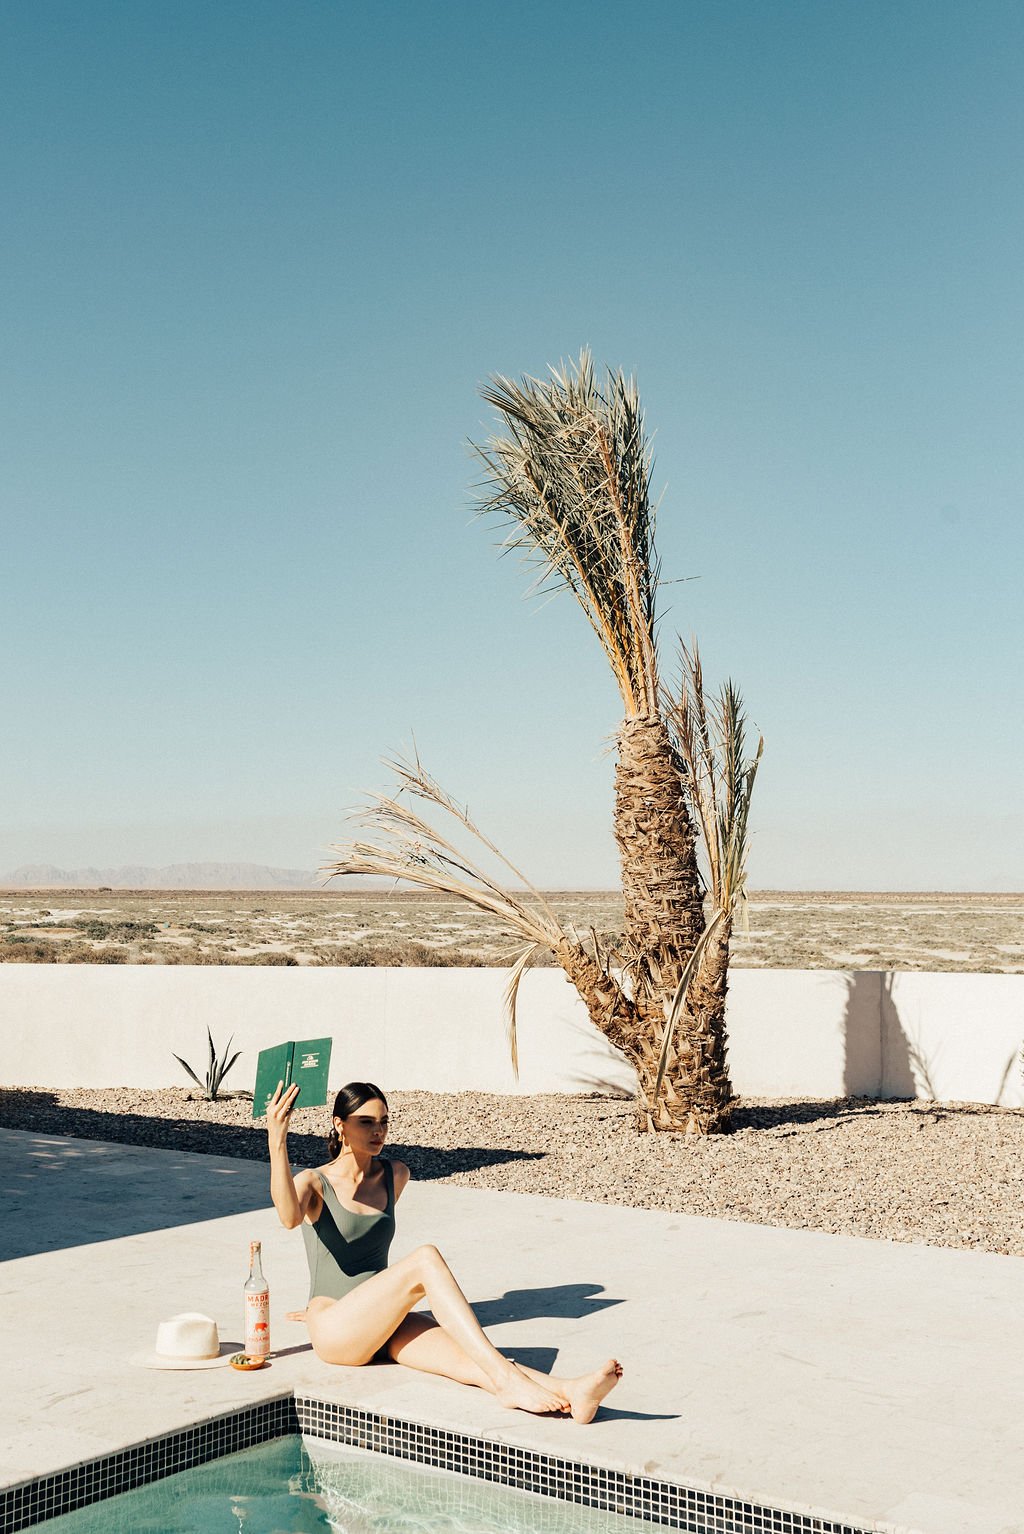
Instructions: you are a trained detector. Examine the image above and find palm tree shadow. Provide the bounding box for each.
[728,1099,887,1133]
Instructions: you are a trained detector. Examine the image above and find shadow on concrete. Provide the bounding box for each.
[500,1356,680,1422]
[472,1283,625,1327]
[498,1345,561,1374]
[0,1093,545,1183]
[0,1091,285,1163]
[558,1015,635,1097]
[0,1128,270,1260]
[389,1143,546,1179]
[593,1406,682,1422]
[841,971,887,1097]
[877,971,920,1097]
[840,970,929,1101]
[0,1112,542,1264]
[841,971,944,1102]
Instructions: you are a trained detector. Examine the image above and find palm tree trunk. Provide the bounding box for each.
[553,939,641,1058]
[613,716,706,978]
[554,914,734,1135]
[633,915,735,1133]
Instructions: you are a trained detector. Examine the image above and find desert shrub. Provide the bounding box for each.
[0,940,130,963]
[74,919,158,942]
[236,952,298,966]
[315,939,474,967]
[0,939,54,962]
[135,945,236,965]
[409,943,467,967]
[65,944,128,964]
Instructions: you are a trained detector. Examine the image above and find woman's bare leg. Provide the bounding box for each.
[305,1245,567,1414]
[386,1314,623,1424]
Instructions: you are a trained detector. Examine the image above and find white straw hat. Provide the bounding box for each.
[132,1312,241,1370]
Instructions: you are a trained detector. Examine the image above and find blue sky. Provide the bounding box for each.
[2,1,1022,889]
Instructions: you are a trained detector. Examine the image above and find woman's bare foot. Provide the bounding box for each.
[494,1361,569,1415]
[565,1359,623,1423]
[285,1309,309,1324]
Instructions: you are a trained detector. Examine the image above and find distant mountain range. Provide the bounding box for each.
[0,862,320,890]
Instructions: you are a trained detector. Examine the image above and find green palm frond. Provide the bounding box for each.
[473,349,661,717]
[667,639,763,918]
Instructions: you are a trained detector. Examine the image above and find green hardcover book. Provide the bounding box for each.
[252,1036,333,1119]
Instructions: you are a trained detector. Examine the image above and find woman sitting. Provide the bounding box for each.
[268,1079,621,1421]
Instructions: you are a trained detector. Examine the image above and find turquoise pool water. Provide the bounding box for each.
[39,1437,663,1534]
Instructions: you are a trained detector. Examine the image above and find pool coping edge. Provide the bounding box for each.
[0,1392,893,1534]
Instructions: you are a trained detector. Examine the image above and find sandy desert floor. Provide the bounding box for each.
[0,888,1021,971]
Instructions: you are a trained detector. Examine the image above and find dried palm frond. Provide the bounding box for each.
[324,753,575,1064]
[503,942,544,1077]
[473,350,661,718]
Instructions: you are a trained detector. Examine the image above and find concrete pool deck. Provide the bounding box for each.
[0,1126,1020,1534]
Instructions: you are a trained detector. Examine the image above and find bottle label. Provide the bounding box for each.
[245,1289,270,1356]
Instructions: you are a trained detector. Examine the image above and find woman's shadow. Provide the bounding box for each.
[470,1284,679,1422]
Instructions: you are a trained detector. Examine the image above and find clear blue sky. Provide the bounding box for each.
[3,1,1022,890]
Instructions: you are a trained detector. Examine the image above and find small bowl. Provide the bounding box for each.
[229,1353,268,1371]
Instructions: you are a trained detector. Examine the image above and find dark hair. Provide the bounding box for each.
[327,1081,388,1159]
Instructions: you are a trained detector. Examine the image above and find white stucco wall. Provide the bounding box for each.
[1,963,1021,1105]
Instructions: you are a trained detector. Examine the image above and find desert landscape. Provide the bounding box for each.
[1,887,1021,971]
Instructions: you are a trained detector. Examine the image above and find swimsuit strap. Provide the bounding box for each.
[316,1162,393,1219]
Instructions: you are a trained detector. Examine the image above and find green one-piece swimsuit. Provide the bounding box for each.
[301,1159,396,1303]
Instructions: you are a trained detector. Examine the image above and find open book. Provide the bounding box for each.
[252,1037,333,1119]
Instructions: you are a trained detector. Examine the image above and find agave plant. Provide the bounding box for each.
[173,1027,242,1101]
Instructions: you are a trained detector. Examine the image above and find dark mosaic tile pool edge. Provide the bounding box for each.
[0,1395,298,1533]
[1,1392,876,1534]
[295,1397,874,1534]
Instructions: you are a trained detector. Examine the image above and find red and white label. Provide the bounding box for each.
[245,1290,270,1357]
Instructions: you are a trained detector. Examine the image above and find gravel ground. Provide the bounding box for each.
[2,1086,1022,1258]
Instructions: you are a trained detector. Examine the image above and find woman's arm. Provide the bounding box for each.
[267,1081,316,1229]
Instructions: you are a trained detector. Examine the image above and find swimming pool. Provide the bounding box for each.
[3,1396,871,1534]
[35,1436,665,1534]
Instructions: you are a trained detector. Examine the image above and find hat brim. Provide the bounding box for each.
[130,1341,244,1370]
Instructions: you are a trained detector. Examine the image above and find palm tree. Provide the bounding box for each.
[327,354,760,1134]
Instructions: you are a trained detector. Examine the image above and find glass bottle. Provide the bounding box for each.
[244,1240,270,1358]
